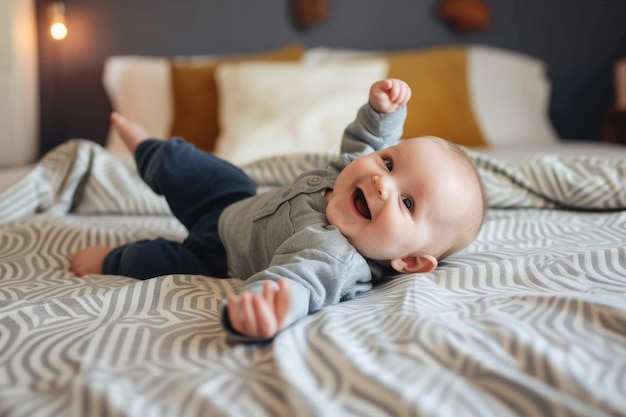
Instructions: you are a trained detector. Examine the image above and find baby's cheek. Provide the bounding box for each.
[376,212,402,236]
[377,220,410,252]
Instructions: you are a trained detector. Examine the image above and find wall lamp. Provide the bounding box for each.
[48,0,68,40]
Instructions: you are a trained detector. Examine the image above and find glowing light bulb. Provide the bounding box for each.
[50,21,67,40]
[48,1,67,41]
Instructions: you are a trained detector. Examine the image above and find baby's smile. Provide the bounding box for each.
[353,188,371,220]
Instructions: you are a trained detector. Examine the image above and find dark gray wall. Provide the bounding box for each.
[36,0,626,154]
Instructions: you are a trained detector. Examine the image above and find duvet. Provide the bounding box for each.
[0,140,625,417]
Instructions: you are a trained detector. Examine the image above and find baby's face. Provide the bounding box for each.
[325,137,477,270]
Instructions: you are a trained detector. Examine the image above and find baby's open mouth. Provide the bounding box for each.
[354,188,371,219]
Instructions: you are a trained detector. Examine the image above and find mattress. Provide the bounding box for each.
[1,140,625,417]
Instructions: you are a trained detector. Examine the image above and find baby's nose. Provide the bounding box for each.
[373,175,389,200]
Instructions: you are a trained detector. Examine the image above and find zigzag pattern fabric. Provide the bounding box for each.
[1,140,625,417]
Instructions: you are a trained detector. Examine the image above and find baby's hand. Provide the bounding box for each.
[369,78,412,114]
[227,279,291,338]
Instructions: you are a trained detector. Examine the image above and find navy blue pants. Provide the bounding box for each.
[103,139,257,279]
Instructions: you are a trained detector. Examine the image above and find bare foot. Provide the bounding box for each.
[110,112,150,155]
[71,246,115,276]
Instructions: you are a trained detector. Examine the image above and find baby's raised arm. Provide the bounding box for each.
[369,78,412,114]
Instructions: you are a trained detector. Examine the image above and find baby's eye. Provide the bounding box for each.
[402,196,413,211]
[382,157,393,171]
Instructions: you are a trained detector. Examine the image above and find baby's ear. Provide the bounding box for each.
[390,254,437,274]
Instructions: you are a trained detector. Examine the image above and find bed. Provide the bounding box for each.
[1,45,625,417]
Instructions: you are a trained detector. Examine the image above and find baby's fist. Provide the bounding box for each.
[369,78,412,114]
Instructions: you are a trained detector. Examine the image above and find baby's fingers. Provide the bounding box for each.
[262,280,279,307]
[390,79,410,106]
[274,279,292,328]
[227,295,245,333]
[399,82,412,106]
[228,293,260,336]
[379,78,393,92]
[387,79,401,102]
[252,296,278,338]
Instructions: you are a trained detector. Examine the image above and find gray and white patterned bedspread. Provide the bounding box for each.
[0,140,625,417]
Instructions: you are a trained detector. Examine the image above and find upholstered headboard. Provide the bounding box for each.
[103,44,559,166]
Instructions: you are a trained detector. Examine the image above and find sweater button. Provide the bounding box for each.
[307,176,321,186]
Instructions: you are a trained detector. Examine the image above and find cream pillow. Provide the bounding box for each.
[214,60,389,166]
[468,45,559,146]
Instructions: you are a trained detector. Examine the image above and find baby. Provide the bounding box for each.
[72,78,485,341]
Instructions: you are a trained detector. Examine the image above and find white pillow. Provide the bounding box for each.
[214,60,389,166]
[302,46,381,63]
[468,45,559,145]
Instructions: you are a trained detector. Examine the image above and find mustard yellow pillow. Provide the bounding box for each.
[386,46,486,147]
[168,44,304,152]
